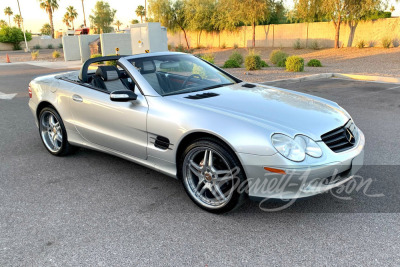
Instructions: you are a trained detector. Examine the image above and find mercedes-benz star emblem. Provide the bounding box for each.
[345,128,355,144]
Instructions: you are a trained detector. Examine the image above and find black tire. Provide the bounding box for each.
[38,107,76,156]
[178,137,248,213]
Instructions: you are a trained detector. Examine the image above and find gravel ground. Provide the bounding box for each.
[194,47,400,82]
[0,49,64,63]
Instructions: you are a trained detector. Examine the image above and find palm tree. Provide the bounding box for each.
[63,13,71,28]
[0,20,7,27]
[135,5,145,23]
[81,0,87,27]
[114,20,122,31]
[39,0,59,38]
[4,7,13,26]
[13,15,23,28]
[66,6,78,29]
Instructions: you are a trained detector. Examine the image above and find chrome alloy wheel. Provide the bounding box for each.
[40,111,63,153]
[183,147,237,209]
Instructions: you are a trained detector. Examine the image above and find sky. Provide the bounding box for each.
[0,0,399,33]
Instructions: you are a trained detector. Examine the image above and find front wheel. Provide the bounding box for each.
[38,107,75,156]
[180,138,247,213]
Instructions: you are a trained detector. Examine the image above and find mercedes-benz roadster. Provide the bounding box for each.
[28,52,365,213]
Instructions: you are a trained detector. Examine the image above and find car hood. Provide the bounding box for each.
[168,83,349,140]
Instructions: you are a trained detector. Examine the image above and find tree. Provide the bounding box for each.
[114,20,122,31]
[131,19,139,24]
[185,0,216,46]
[13,15,23,29]
[89,1,116,33]
[81,0,87,27]
[0,20,7,27]
[136,5,146,23]
[40,23,52,35]
[4,7,13,26]
[66,6,78,29]
[149,0,190,48]
[63,13,71,28]
[296,0,385,48]
[223,0,272,47]
[0,25,32,50]
[39,0,59,38]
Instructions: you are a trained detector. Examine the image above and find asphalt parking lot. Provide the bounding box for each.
[1,64,400,266]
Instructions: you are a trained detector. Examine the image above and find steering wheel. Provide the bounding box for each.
[181,74,202,90]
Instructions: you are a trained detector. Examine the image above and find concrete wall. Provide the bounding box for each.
[62,36,81,61]
[100,33,132,56]
[167,18,400,48]
[0,36,63,51]
[78,34,100,62]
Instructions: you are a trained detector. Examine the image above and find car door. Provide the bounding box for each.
[69,84,148,159]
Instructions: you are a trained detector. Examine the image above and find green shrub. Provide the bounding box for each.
[307,59,322,67]
[31,50,39,60]
[368,40,376,47]
[106,54,117,66]
[381,37,391,48]
[58,43,63,49]
[269,49,288,65]
[356,40,366,48]
[228,51,244,65]
[223,59,240,68]
[200,53,215,64]
[309,40,320,50]
[33,44,41,49]
[260,60,268,67]
[52,50,60,58]
[47,44,53,49]
[293,39,302,50]
[245,50,264,70]
[90,53,103,64]
[233,43,239,49]
[392,38,399,48]
[277,57,287,67]
[0,26,32,50]
[221,43,226,49]
[285,56,304,72]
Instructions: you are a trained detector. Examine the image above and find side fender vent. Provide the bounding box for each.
[185,92,219,100]
[150,135,172,150]
[242,83,256,88]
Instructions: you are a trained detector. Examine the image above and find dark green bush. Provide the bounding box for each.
[106,54,117,66]
[285,56,304,72]
[356,40,366,48]
[47,44,53,49]
[33,44,41,49]
[260,60,268,67]
[307,59,322,67]
[277,57,287,67]
[229,51,243,65]
[0,25,32,50]
[223,59,240,68]
[58,43,63,49]
[269,49,288,65]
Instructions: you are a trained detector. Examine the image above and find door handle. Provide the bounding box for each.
[72,94,83,102]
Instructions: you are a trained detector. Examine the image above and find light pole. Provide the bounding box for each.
[16,0,29,52]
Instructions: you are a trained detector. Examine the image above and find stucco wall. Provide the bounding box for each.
[0,36,63,51]
[78,34,100,62]
[62,36,81,61]
[167,18,400,48]
[100,33,132,56]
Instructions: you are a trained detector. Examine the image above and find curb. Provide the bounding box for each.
[260,73,400,85]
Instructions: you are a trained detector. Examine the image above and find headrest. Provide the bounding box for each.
[96,66,120,81]
[138,60,156,74]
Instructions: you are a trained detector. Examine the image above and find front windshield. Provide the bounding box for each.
[128,54,237,96]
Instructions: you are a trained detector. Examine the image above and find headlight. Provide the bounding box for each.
[271,134,322,162]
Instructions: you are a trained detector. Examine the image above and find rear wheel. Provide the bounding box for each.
[38,107,75,156]
[179,138,247,213]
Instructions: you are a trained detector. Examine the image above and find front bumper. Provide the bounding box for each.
[237,130,365,200]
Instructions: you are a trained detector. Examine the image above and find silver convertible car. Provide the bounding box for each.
[29,52,365,213]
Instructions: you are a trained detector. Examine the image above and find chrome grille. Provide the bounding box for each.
[321,120,358,153]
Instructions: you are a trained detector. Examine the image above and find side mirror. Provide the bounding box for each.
[110,90,137,102]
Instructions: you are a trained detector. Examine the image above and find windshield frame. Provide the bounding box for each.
[127,54,242,97]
